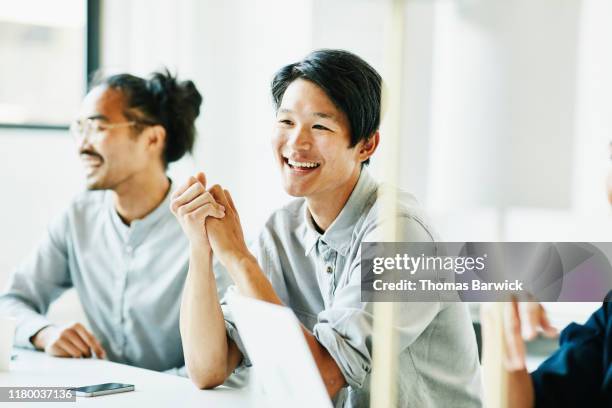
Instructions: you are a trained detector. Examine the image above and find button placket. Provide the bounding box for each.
[317,239,338,305]
[116,233,135,354]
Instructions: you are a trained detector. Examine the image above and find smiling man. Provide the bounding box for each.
[0,70,217,375]
[172,49,482,407]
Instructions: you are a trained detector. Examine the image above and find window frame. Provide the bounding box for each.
[0,0,101,130]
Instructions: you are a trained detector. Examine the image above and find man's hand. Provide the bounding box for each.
[170,172,226,250]
[31,322,106,359]
[205,185,251,269]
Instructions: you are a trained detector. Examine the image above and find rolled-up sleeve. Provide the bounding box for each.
[220,287,252,372]
[0,212,72,348]
[313,213,441,390]
[313,301,373,389]
[312,282,442,390]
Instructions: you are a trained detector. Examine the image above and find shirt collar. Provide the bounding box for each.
[303,169,378,257]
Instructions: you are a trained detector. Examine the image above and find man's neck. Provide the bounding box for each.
[306,169,361,232]
[112,170,170,226]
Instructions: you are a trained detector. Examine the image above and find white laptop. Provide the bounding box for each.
[227,293,333,408]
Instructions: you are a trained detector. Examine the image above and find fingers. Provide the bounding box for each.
[208,185,230,210]
[171,176,198,201]
[179,192,225,217]
[191,204,225,221]
[73,324,106,359]
[173,180,237,223]
[171,181,206,214]
[524,302,540,340]
[196,172,206,190]
[224,189,238,215]
[55,338,84,358]
[46,323,107,360]
[64,329,91,357]
[524,302,558,340]
[536,305,558,338]
[503,299,526,371]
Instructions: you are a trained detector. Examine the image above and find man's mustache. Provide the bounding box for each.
[79,150,103,160]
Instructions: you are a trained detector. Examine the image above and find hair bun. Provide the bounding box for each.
[98,69,203,165]
[147,70,202,119]
[146,69,203,163]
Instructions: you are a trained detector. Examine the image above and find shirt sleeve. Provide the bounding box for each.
[220,285,252,372]
[312,214,441,389]
[531,300,610,407]
[0,211,72,348]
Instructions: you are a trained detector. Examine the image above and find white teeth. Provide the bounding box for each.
[288,159,320,168]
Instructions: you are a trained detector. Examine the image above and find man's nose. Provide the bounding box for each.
[287,126,312,150]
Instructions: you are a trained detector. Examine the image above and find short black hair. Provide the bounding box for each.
[92,69,203,167]
[271,49,381,165]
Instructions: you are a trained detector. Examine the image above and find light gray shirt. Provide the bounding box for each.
[0,187,225,373]
[221,169,482,407]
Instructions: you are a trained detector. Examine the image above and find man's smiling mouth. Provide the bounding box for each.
[284,157,321,170]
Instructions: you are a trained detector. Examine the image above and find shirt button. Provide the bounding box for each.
[126,246,133,254]
[326,266,333,274]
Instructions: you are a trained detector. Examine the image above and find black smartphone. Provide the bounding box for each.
[69,383,134,397]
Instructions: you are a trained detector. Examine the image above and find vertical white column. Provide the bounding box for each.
[370,0,405,406]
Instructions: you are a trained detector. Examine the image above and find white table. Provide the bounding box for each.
[0,348,255,407]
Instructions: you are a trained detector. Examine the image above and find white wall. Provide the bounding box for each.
[0,128,86,323]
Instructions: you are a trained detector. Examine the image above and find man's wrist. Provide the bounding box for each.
[31,325,54,350]
[190,242,213,259]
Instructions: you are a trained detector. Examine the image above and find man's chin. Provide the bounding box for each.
[283,181,309,198]
[85,176,108,191]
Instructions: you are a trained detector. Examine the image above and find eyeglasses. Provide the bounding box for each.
[70,118,138,143]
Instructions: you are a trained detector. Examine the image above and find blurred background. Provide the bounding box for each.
[1,0,611,358]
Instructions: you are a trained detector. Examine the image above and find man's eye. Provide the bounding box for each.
[313,124,331,131]
[278,119,293,126]
[86,120,106,132]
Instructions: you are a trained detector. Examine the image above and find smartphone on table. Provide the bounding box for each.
[69,383,134,397]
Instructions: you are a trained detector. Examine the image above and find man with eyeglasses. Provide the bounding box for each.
[0,70,227,376]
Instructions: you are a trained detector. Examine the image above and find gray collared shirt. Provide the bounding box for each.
[221,169,482,407]
[0,187,225,373]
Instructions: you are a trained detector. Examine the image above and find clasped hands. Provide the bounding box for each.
[170,172,251,269]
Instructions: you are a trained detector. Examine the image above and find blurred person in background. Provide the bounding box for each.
[482,144,612,406]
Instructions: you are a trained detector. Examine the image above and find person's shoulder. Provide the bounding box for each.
[262,197,306,232]
[45,190,107,239]
[247,198,306,261]
[363,184,438,242]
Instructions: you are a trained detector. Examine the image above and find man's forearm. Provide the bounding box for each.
[180,245,232,388]
[224,253,283,305]
[301,327,347,397]
[225,253,346,397]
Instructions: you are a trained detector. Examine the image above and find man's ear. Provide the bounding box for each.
[146,125,166,152]
[358,131,380,163]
